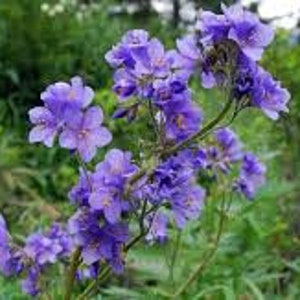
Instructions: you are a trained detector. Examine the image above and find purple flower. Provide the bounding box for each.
[233,53,257,99]
[105,44,135,69]
[41,76,94,114]
[46,223,73,257]
[176,35,202,71]
[68,210,129,270]
[69,214,112,265]
[164,100,202,142]
[215,127,243,163]
[153,155,194,195]
[153,76,190,109]
[89,187,122,224]
[165,50,189,80]
[105,29,149,69]
[196,10,229,46]
[171,186,205,229]
[0,215,25,277]
[251,68,290,120]
[68,168,92,206]
[235,153,266,199]
[107,32,181,103]
[93,149,138,188]
[234,55,290,119]
[22,267,41,297]
[196,4,273,61]
[133,38,170,79]
[146,212,168,243]
[89,149,138,223]
[140,153,198,214]
[121,29,149,46]
[137,151,207,230]
[28,76,101,151]
[24,232,63,265]
[59,106,112,162]
[23,223,71,268]
[28,107,59,147]
[112,69,137,100]
[222,3,274,61]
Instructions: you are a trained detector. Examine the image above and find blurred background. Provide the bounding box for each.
[0,0,300,299]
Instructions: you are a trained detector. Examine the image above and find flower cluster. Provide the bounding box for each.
[106,29,202,142]
[190,127,265,199]
[137,126,267,241]
[22,223,73,296]
[177,3,290,120]
[0,217,72,296]
[0,3,289,299]
[29,76,112,161]
[67,149,137,272]
[139,152,206,235]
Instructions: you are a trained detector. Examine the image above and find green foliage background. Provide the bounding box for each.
[0,0,299,299]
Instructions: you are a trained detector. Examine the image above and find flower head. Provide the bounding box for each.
[22,267,41,297]
[222,3,274,60]
[41,76,94,115]
[215,127,243,163]
[171,186,205,228]
[235,152,266,199]
[28,107,59,147]
[89,149,138,223]
[59,106,112,162]
[164,100,202,142]
[252,68,290,120]
[68,209,129,270]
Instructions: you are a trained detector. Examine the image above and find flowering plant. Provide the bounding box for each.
[0,3,290,299]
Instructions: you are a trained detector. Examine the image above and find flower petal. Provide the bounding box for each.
[59,129,77,149]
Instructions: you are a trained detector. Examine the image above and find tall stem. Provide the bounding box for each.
[77,266,111,300]
[64,248,81,300]
[171,183,229,298]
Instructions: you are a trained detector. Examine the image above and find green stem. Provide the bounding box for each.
[171,186,228,299]
[64,247,81,300]
[125,207,157,251]
[77,266,111,300]
[169,230,182,286]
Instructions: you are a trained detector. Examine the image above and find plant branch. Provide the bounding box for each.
[64,247,81,300]
[77,266,111,300]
